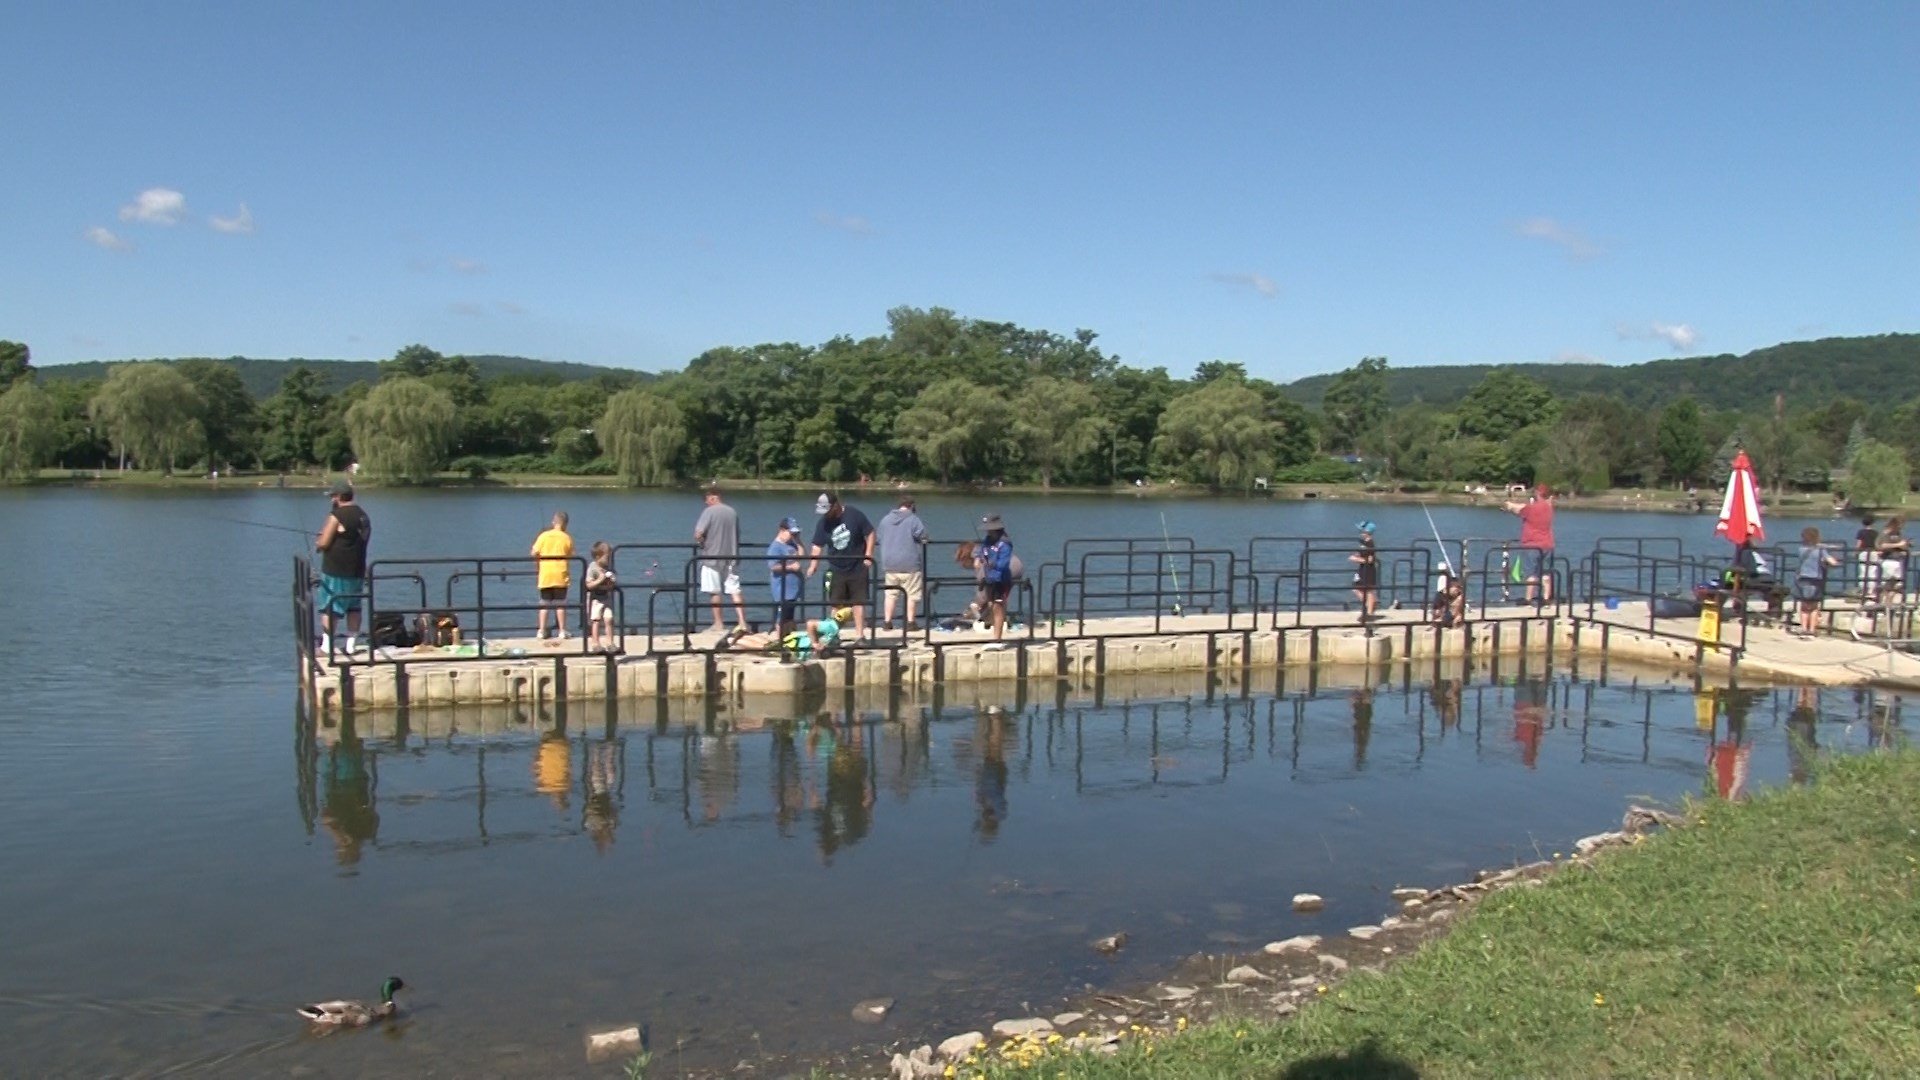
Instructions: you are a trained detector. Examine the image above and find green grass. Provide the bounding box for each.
[945,749,1920,1078]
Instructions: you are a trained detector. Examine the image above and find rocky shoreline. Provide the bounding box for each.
[852,804,1685,1079]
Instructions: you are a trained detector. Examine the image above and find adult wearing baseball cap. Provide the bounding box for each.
[314,478,372,657]
[766,516,806,637]
[1503,484,1556,607]
[806,491,875,640]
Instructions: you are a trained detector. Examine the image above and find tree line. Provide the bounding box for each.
[1,311,1916,505]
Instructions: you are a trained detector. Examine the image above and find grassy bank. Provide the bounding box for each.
[950,749,1920,1078]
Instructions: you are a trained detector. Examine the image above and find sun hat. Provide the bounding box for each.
[981,513,1005,530]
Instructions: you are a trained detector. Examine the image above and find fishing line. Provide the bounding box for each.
[210,515,312,537]
[1421,502,1457,576]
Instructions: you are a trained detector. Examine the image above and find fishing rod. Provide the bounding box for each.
[1421,502,1457,577]
[211,515,312,537]
[1160,511,1184,617]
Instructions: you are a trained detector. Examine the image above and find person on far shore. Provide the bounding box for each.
[808,492,875,641]
[1855,514,1879,602]
[530,511,574,641]
[1793,527,1840,636]
[766,517,805,638]
[1503,484,1556,607]
[694,486,748,635]
[1349,520,1379,620]
[314,479,371,656]
[876,495,929,631]
[974,514,1015,647]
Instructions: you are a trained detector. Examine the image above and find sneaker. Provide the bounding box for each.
[879,621,896,631]
[558,629,570,641]
[983,641,1009,651]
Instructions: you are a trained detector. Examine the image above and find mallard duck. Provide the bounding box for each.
[297,976,405,1027]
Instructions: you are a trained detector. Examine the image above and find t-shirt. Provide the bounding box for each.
[532,528,574,589]
[1518,499,1555,550]
[321,504,371,579]
[813,506,874,573]
[584,561,615,596]
[1856,526,1879,552]
[1797,545,1827,582]
[766,539,802,602]
[977,537,1014,584]
[813,615,841,646]
[694,503,740,569]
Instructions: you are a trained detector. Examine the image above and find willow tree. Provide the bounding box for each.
[89,362,206,473]
[1848,441,1910,509]
[893,378,1009,484]
[598,388,686,486]
[1152,378,1274,489]
[344,377,457,481]
[0,380,58,480]
[1013,376,1108,488]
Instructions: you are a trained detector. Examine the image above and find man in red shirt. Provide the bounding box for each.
[1503,484,1556,607]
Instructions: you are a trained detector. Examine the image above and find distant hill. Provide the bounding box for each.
[37,354,649,398]
[1280,333,1920,412]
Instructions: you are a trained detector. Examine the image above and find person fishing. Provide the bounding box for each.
[974,514,1015,647]
[1503,484,1556,607]
[314,479,371,657]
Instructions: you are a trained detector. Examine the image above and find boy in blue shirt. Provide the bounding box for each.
[766,517,804,637]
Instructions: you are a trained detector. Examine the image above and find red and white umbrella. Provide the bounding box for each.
[1714,450,1765,547]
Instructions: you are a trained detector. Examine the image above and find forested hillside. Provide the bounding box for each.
[36,353,631,398]
[1282,334,1920,411]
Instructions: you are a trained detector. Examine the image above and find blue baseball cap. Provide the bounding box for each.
[1355,520,1376,533]
[779,516,801,532]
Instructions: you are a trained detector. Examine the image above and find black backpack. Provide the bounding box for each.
[370,611,419,648]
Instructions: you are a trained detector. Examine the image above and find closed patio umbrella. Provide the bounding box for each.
[1715,450,1765,549]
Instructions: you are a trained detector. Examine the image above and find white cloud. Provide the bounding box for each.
[449,302,487,317]
[1207,271,1279,298]
[118,188,187,225]
[209,203,255,234]
[450,257,487,274]
[1553,350,1602,364]
[1616,321,1699,352]
[814,211,874,235]
[1515,216,1601,260]
[496,300,526,315]
[84,226,133,252]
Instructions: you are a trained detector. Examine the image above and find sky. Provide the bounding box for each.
[3,1,1915,382]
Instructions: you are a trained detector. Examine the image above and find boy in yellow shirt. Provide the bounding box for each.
[530,511,575,641]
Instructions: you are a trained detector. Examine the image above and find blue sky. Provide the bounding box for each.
[4,2,1915,382]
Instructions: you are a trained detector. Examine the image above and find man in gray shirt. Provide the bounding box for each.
[876,494,929,630]
[693,486,747,634]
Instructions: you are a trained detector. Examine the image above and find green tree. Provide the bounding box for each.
[177,359,259,469]
[1153,379,1275,489]
[598,388,686,486]
[1535,419,1611,494]
[1655,397,1711,485]
[344,377,458,481]
[1842,418,1869,469]
[1320,356,1389,453]
[1012,376,1107,488]
[892,378,1009,483]
[0,340,30,391]
[1457,369,1560,443]
[1847,440,1910,509]
[89,363,205,473]
[258,366,332,469]
[0,380,58,480]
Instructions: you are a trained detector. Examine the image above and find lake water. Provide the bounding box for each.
[0,486,1898,1077]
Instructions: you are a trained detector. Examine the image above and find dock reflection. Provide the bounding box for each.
[294,665,1905,867]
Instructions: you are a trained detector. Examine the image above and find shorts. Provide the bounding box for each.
[589,597,614,622]
[539,586,569,603]
[1882,559,1904,587]
[1352,564,1377,589]
[1793,578,1823,603]
[1521,547,1552,580]
[317,573,363,616]
[982,579,1011,604]
[828,564,869,605]
[699,563,741,596]
[884,570,924,603]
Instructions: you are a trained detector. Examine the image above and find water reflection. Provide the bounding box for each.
[294,668,1910,870]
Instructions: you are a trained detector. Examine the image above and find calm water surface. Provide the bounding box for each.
[0,488,1898,1077]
